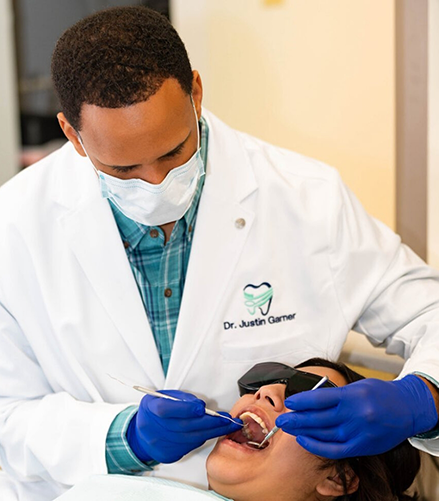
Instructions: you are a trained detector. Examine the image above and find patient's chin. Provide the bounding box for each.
[206,440,263,492]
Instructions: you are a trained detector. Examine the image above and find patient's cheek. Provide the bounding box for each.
[276,434,324,480]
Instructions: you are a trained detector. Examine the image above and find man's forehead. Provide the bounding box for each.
[80,79,191,130]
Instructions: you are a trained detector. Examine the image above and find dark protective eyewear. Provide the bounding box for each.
[238,361,337,398]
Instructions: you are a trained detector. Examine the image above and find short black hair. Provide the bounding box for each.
[51,6,193,131]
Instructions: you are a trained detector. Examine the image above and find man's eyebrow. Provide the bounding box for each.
[104,131,192,171]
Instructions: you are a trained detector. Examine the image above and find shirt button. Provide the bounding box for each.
[164,288,173,298]
[188,224,193,233]
[235,218,246,229]
[123,241,130,249]
[150,229,159,238]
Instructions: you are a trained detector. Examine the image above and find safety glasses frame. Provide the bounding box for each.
[238,361,337,398]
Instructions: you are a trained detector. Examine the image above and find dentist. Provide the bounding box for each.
[1,6,439,501]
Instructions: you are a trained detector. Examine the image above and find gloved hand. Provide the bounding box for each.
[276,374,438,458]
[126,390,242,464]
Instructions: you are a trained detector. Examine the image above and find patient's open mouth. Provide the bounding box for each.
[225,411,270,450]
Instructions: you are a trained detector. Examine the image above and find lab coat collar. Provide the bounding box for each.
[200,109,258,204]
[51,142,103,209]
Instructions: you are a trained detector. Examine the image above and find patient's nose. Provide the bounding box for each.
[255,384,286,411]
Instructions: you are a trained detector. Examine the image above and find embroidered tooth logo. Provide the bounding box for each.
[243,283,273,316]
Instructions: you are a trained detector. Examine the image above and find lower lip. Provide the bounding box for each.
[220,438,268,453]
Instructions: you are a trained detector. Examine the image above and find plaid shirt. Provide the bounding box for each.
[106,117,208,474]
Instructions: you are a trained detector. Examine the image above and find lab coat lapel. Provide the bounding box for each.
[57,157,165,389]
[165,111,258,388]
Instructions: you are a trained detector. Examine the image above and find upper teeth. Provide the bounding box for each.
[239,411,268,435]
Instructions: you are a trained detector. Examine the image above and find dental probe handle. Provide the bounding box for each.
[133,385,181,401]
[133,385,244,426]
[305,375,329,392]
[107,375,182,401]
[259,425,279,445]
[204,408,244,425]
[258,375,329,448]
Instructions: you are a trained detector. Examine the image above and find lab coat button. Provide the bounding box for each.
[150,229,159,238]
[235,218,246,229]
[164,288,172,298]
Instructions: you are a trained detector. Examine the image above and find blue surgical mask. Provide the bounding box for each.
[78,99,204,227]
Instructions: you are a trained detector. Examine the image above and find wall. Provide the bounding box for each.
[0,0,20,185]
[172,0,396,229]
[428,0,439,269]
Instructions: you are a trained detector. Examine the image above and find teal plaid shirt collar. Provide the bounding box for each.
[110,116,208,247]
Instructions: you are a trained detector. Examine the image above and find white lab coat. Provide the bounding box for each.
[1,110,439,501]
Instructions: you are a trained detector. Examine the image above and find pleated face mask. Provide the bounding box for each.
[78,98,204,227]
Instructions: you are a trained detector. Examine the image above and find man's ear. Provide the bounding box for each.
[316,465,359,497]
[57,112,86,157]
[191,70,203,120]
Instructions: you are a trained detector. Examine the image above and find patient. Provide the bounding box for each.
[206,358,421,501]
[57,359,420,501]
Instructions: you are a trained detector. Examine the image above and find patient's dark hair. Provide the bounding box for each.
[51,6,193,131]
[295,358,421,501]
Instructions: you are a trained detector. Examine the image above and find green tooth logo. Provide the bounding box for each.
[243,283,273,316]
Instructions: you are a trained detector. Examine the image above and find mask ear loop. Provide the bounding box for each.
[76,133,100,177]
[76,133,89,159]
[190,95,201,151]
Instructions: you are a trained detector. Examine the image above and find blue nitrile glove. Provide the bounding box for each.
[126,390,242,464]
[276,375,438,459]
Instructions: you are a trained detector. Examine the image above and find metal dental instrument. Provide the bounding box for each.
[108,374,244,427]
[257,375,329,448]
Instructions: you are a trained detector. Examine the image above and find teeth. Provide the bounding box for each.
[242,426,252,440]
[239,411,268,435]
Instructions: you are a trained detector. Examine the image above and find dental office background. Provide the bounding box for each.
[1,0,439,498]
